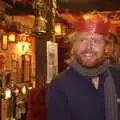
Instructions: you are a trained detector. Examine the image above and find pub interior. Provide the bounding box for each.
[0,0,120,120]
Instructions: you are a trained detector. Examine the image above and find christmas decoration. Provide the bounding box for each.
[73,14,110,36]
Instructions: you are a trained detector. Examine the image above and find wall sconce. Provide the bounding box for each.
[55,23,62,35]
[1,34,8,50]
[55,23,65,36]
[5,88,11,99]
[8,32,16,42]
[21,86,27,95]
[1,32,16,50]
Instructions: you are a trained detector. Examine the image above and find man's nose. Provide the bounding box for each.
[86,40,92,50]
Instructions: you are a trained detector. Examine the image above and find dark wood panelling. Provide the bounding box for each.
[35,34,47,87]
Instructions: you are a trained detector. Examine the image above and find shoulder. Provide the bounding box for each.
[110,64,120,74]
[46,67,74,101]
[109,64,120,80]
[109,64,120,96]
[110,64,120,69]
[50,67,75,87]
[47,66,79,92]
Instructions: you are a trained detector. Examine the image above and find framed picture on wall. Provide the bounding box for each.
[47,41,58,84]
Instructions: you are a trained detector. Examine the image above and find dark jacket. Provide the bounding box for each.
[46,65,120,120]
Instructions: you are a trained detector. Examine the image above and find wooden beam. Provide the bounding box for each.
[58,1,120,13]
[5,8,35,16]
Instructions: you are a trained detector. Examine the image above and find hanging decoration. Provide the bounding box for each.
[33,0,48,33]
[72,10,120,34]
[34,15,47,33]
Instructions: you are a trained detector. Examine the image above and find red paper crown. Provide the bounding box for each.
[73,14,110,36]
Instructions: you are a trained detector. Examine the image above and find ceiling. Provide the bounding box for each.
[4,0,34,15]
[57,0,120,12]
[3,0,120,26]
[4,0,120,13]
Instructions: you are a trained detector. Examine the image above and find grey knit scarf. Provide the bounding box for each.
[70,58,118,120]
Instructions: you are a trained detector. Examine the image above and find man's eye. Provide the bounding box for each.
[93,39,99,43]
[94,40,97,43]
[80,39,85,42]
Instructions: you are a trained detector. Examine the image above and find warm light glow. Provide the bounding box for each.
[8,33,16,42]
[21,86,27,95]
[2,34,8,50]
[16,41,31,55]
[55,23,62,35]
[5,88,11,99]
[3,35,7,41]
[14,89,19,96]
[83,14,90,20]
[32,80,36,88]
[28,86,32,90]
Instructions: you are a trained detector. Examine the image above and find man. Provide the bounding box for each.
[46,14,120,120]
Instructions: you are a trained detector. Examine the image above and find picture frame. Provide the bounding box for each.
[47,41,58,84]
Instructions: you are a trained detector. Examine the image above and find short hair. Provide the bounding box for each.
[108,32,118,44]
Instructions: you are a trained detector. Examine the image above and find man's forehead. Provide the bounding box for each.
[76,32,104,39]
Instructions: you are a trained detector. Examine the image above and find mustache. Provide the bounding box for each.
[80,50,95,54]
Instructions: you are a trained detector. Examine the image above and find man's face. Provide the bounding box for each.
[73,32,108,68]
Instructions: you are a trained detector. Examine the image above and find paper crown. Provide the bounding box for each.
[73,14,110,36]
